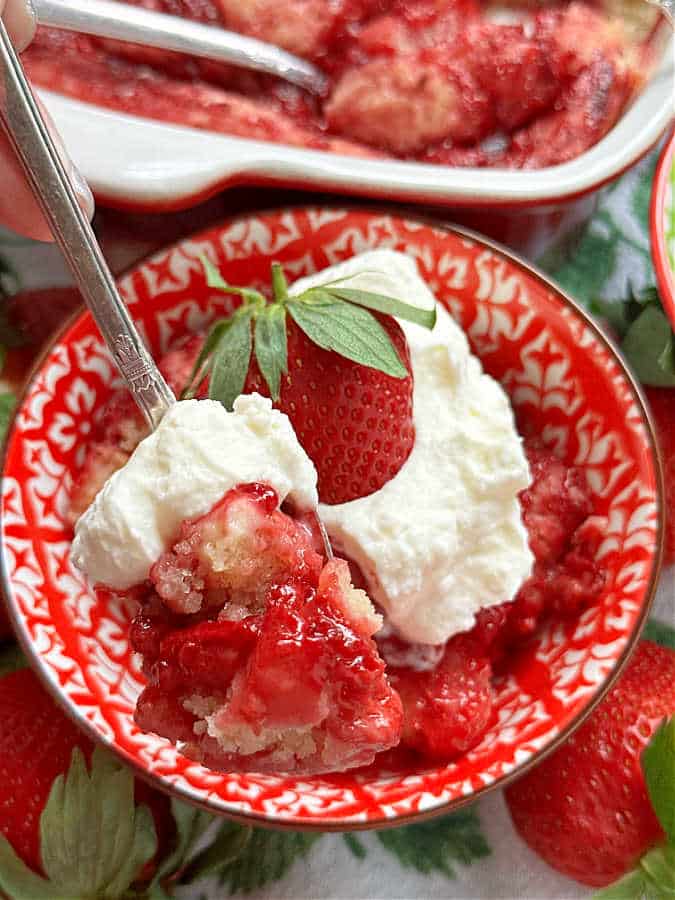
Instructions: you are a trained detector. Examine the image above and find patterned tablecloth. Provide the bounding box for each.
[0,147,672,900]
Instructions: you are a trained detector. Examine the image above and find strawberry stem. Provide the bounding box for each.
[271,263,288,303]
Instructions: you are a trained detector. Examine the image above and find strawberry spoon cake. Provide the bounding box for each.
[71,250,605,775]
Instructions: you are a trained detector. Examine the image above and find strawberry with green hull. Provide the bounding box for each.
[0,657,236,899]
[505,640,675,894]
[182,258,429,505]
[69,259,427,514]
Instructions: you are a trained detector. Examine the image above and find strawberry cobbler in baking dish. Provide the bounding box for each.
[24,1,658,168]
[70,250,605,775]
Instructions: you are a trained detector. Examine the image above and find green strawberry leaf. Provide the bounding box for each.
[376,809,490,878]
[200,255,265,305]
[149,798,215,896]
[38,745,157,898]
[254,304,288,401]
[0,834,61,900]
[322,286,436,330]
[642,717,675,844]
[621,304,675,387]
[178,821,252,885]
[209,311,254,411]
[216,828,322,894]
[343,833,367,859]
[643,620,675,651]
[181,320,232,400]
[288,294,407,379]
[0,393,16,444]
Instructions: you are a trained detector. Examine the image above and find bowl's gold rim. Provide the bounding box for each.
[0,204,665,832]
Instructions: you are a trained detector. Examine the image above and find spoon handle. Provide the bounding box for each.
[0,19,174,430]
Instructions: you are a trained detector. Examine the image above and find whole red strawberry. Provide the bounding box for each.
[645,387,675,564]
[245,312,414,504]
[182,258,435,506]
[505,640,675,890]
[0,656,229,898]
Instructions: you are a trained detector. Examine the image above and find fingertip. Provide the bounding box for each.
[3,0,37,53]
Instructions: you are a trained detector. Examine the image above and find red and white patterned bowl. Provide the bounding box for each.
[0,209,663,829]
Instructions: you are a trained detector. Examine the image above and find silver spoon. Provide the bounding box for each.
[0,20,333,557]
[0,17,173,430]
[32,0,328,95]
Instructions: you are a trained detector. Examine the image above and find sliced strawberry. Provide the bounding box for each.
[535,2,636,83]
[389,634,493,760]
[461,441,605,658]
[460,22,560,132]
[505,57,632,169]
[146,617,261,696]
[190,563,402,774]
[130,486,401,775]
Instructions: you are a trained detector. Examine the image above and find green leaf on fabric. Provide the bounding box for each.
[621,305,675,387]
[149,798,215,896]
[179,821,252,885]
[0,393,16,445]
[376,809,490,878]
[642,717,675,844]
[288,294,407,379]
[254,304,288,401]
[343,833,367,859]
[545,227,619,308]
[542,149,658,310]
[38,745,157,898]
[643,620,675,651]
[631,154,658,232]
[325,286,436,329]
[217,828,322,895]
[209,312,253,411]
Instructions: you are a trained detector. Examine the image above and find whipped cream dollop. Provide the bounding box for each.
[291,250,533,645]
[71,395,318,589]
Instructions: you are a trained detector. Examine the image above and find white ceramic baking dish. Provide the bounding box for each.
[37,28,673,215]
